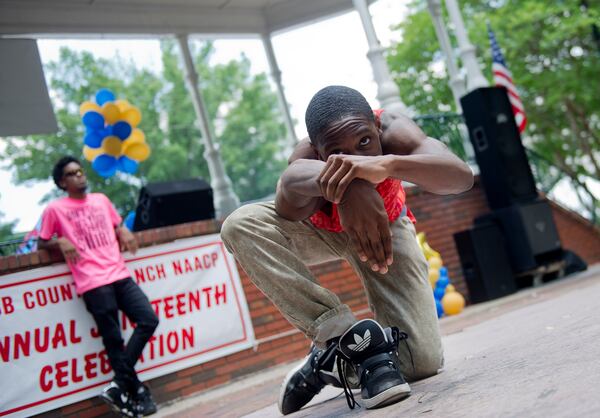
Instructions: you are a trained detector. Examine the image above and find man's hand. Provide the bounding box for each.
[117,226,138,255]
[57,237,81,264]
[318,155,391,203]
[338,180,393,274]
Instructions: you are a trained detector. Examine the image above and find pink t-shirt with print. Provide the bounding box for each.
[39,193,130,294]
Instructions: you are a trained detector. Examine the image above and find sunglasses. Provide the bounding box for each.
[63,168,85,178]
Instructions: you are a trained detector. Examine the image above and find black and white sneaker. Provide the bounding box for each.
[134,384,157,416]
[278,342,341,415]
[100,381,138,417]
[338,319,411,410]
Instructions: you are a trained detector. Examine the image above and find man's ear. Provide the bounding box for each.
[310,141,325,161]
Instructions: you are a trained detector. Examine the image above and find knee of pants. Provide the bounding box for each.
[221,204,266,251]
[102,333,125,351]
[139,314,159,334]
[403,349,444,382]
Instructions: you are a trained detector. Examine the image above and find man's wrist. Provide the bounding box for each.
[381,154,401,178]
[339,179,376,207]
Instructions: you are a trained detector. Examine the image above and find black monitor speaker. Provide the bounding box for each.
[454,222,517,304]
[460,87,537,209]
[475,199,562,273]
[133,178,214,231]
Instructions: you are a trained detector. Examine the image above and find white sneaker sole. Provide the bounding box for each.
[362,382,411,409]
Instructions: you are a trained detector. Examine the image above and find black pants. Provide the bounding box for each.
[83,278,159,393]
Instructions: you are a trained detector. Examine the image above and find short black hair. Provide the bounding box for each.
[305,85,374,144]
[52,156,81,190]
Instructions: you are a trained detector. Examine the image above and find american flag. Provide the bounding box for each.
[487,24,527,133]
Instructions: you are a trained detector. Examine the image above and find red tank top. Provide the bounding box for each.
[309,110,416,233]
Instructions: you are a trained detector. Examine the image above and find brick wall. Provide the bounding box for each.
[2,177,599,418]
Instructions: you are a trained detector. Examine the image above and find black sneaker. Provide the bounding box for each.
[100,381,138,417]
[278,342,341,415]
[134,384,157,416]
[338,319,411,409]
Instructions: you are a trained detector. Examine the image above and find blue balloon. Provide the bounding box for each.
[124,211,136,231]
[92,154,117,173]
[82,111,104,130]
[434,286,446,301]
[435,299,444,318]
[436,275,450,290]
[100,125,113,138]
[84,131,103,148]
[96,165,117,178]
[117,156,139,174]
[439,267,448,277]
[112,121,132,140]
[95,88,116,106]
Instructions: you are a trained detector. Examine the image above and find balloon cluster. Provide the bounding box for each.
[417,232,466,318]
[79,88,151,178]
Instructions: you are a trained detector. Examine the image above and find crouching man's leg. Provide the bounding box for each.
[222,202,363,414]
[221,201,356,346]
[348,216,444,382]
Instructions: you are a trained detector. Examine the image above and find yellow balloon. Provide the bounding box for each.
[423,242,440,260]
[446,284,456,293]
[417,232,426,247]
[83,145,103,162]
[121,106,142,127]
[79,101,101,116]
[428,256,443,270]
[115,99,131,112]
[124,142,151,161]
[442,291,465,316]
[101,102,121,125]
[101,136,122,157]
[125,128,146,145]
[428,268,440,289]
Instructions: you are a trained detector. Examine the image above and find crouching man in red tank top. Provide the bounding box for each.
[221,85,473,414]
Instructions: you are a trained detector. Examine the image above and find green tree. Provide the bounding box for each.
[388,0,600,221]
[1,40,287,219]
[0,210,16,243]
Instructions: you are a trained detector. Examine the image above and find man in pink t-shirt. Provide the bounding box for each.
[38,156,158,417]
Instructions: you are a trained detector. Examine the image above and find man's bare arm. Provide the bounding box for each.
[116,225,138,255]
[274,158,327,221]
[380,112,474,194]
[38,237,81,263]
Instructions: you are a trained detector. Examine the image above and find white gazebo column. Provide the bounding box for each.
[445,0,488,92]
[261,33,298,146]
[176,34,240,219]
[426,0,475,164]
[426,0,465,111]
[352,0,410,115]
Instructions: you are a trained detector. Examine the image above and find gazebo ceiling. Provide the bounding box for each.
[0,0,374,37]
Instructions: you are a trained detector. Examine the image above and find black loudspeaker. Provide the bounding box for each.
[133,178,214,231]
[460,87,537,209]
[476,199,562,273]
[454,223,517,304]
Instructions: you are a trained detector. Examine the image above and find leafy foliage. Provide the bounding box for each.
[1,40,287,217]
[0,208,16,243]
[388,0,600,220]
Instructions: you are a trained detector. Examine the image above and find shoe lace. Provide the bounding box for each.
[336,354,359,410]
[391,328,416,376]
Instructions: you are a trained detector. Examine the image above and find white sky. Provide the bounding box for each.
[0,0,407,231]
